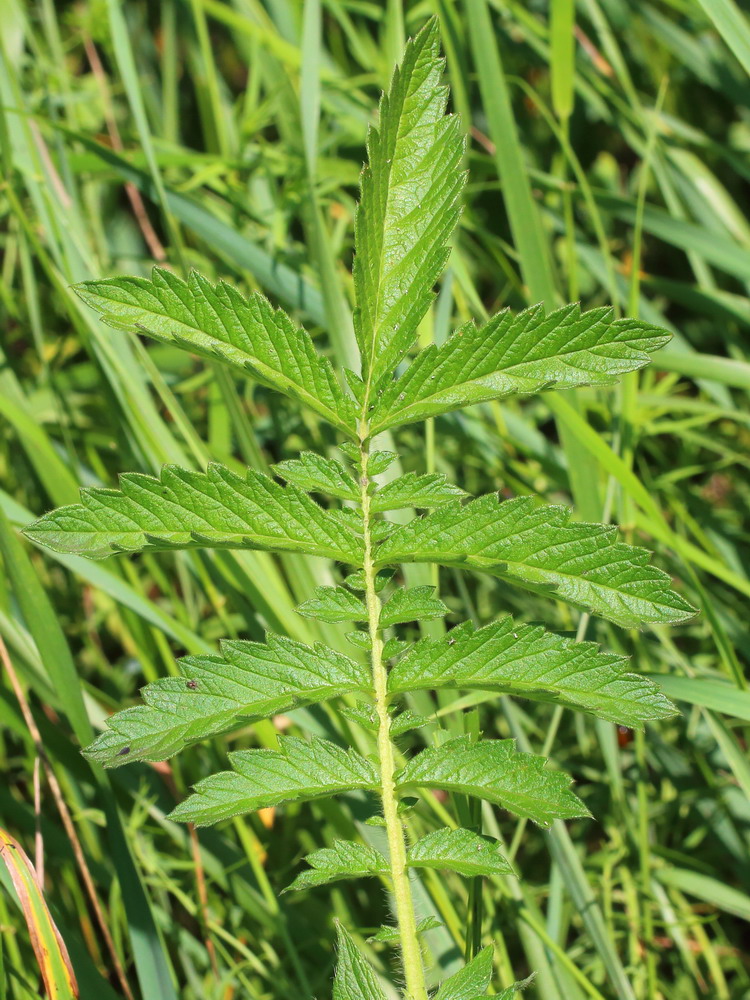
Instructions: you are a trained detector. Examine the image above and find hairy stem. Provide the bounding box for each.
[359,435,429,1000]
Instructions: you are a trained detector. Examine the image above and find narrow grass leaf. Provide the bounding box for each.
[0,828,78,1000]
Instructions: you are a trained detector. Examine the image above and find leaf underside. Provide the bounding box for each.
[85,635,370,766]
[74,268,358,436]
[397,736,588,828]
[370,303,671,434]
[170,736,378,826]
[23,464,364,564]
[388,617,675,728]
[376,494,696,628]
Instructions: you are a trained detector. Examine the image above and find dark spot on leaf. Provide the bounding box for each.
[118,746,131,756]
[186,680,198,690]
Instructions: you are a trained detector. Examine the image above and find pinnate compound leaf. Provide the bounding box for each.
[434,946,494,1000]
[169,736,378,826]
[74,268,358,436]
[284,840,388,892]
[296,587,368,623]
[370,471,466,512]
[353,18,465,387]
[23,465,364,564]
[376,495,695,628]
[333,923,388,1000]
[84,635,370,766]
[397,736,588,827]
[370,304,671,434]
[407,827,515,878]
[379,586,449,628]
[273,453,359,500]
[388,618,675,728]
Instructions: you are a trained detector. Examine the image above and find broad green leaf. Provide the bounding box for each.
[397,736,588,827]
[273,452,359,500]
[370,304,671,434]
[376,495,695,628]
[84,635,370,766]
[296,586,368,623]
[379,585,449,628]
[170,736,379,826]
[333,923,389,1000]
[353,18,465,390]
[388,618,675,728]
[284,840,388,892]
[434,946,494,1000]
[24,464,364,564]
[371,916,442,942]
[370,471,466,512]
[407,827,515,878]
[74,268,358,436]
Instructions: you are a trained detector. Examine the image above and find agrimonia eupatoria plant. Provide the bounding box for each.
[24,20,695,999]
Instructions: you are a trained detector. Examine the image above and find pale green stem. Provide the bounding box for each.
[358,432,429,1000]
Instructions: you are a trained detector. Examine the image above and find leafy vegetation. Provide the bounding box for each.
[2,2,750,999]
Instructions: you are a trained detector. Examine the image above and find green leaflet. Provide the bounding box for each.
[23,464,364,564]
[296,586,369,623]
[376,494,696,628]
[369,304,671,434]
[397,736,588,827]
[389,710,431,737]
[353,18,465,391]
[378,586,449,628]
[434,946,494,1000]
[407,828,515,878]
[370,472,466,512]
[371,916,442,943]
[388,618,675,728]
[497,976,535,999]
[84,635,370,766]
[170,736,379,826]
[273,452,359,501]
[74,268,358,437]
[284,840,389,892]
[333,924,389,1000]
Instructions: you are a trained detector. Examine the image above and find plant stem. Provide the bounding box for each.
[359,434,429,1000]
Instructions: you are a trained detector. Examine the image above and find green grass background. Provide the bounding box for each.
[2,0,750,997]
